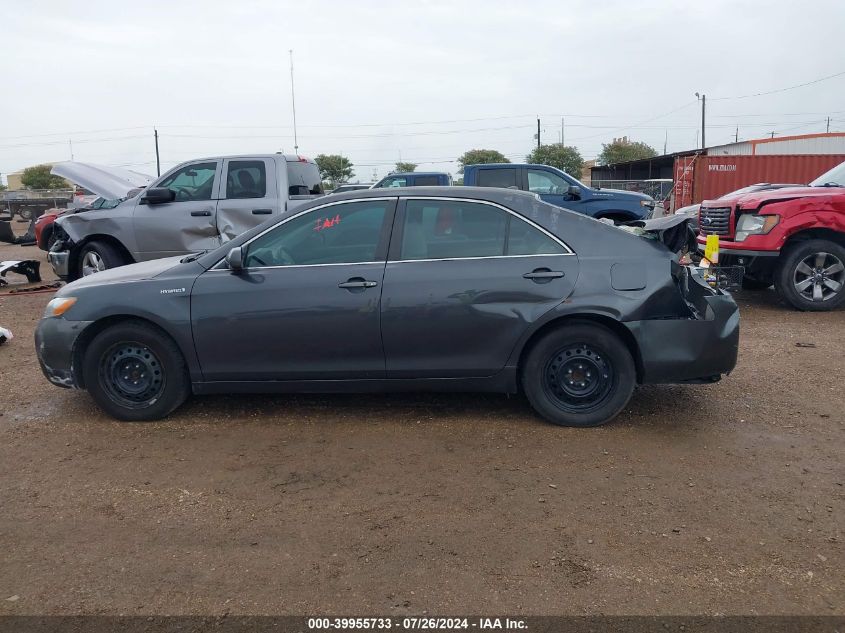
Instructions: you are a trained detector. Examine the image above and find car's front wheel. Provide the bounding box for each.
[775,240,845,311]
[77,240,127,277]
[82,321,190,421]
[521,323,636,427]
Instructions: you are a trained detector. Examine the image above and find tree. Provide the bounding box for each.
[0,183,6,191]
[598,138,657,165]
[21,164,67,190]
[314,154,354,188]
[394,162,417,173]
[526,144,584,179]
[456,149,509,173]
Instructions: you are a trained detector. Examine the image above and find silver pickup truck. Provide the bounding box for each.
[49,154,323,280]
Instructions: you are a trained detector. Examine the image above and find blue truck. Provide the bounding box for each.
[371,172,452,189]
[463,163,655,221]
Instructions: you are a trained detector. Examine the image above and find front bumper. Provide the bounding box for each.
[34,317,93,389]
[48,248,70,279]
[625,272,740,384]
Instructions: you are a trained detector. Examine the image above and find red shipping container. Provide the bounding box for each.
[673,154,845,206]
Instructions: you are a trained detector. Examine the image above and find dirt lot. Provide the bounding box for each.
[0,224,842,616]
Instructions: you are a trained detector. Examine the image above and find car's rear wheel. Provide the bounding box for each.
[774,240,845,311]
[521,323,636,427]
[82,321,190,421]
[77,240,126,277]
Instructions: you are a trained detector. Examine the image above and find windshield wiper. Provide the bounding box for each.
[180,253,201,263]
[816,182,842,187]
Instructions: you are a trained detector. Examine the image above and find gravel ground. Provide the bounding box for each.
[0,229,842,616]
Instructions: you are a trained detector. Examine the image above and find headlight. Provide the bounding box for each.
[735,214,779,242]
[640,199,655,207]
[43,297,77,318]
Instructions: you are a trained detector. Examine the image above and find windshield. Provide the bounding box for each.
[810,161,845,187]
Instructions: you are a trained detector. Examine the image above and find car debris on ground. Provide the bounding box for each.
[0,327,12,345]
[0,259,42,285]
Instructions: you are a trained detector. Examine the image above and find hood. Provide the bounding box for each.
[590,187,653,202]
[50,162,153,200]
[60,256,185,292]
[704,185,845,209]
[623,214,696,255]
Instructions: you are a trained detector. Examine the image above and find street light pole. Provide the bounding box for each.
[289,49,299,154]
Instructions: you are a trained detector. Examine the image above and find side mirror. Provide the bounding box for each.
[225,246,244,272]
[567,185,582,198]
[140,187,176,205]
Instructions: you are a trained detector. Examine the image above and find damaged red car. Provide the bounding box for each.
[698,160,845,310]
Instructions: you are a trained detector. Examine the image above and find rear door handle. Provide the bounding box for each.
[252,208,272,215]
[523,269,564,280]
[190,210,212,217]
[338,278,378,290]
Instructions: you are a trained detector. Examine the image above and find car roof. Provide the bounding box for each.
[324,186,536,204]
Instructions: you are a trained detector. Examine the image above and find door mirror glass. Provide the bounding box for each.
[568,185,582,198]
[225,246,244,272]
[141,187,176,205]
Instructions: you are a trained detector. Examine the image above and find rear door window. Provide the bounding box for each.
[476,168,519,189]
[414,175,440,186]
[226,160,267,199]
[399,200,507,260]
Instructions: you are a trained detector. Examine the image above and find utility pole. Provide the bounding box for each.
[695,92,706,149]
[663,130,668,155]
[537,118,541,148]
[770,131,776,138]
[561,117,564,146]
[735,126,739,143]
[68,139,74,161]
[289,49,299,154]
[154,128,160,176]
[827,117,831,133]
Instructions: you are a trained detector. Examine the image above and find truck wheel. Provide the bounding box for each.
[775,240,845,311]
[17,208,34,222]
[77,241,126,277]
[521,323,636,427]
[82,320,191,421]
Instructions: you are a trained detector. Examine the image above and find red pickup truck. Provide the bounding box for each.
[697,161,845,311]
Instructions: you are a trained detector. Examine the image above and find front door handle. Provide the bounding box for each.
[190,210,212,217]
[252,208,272,215]
[523,268,564,283]
[338,277,378,290]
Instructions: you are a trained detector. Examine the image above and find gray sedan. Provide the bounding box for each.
[35,187,739,427]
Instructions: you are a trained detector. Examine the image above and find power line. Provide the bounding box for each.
[710,70,845,101]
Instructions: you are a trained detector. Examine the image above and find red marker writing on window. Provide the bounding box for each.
[314,214,341,231]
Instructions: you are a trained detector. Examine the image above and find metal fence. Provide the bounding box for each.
[0,189,74,201]
[590,179,674,202]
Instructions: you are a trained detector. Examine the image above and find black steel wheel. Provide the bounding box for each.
[83,321,190,421]
[775,240,845,311]
[522,323,636,427]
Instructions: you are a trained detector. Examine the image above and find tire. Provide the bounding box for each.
[741,275,772,291]
[82,321,190,421]
[77,240,126,277]
[17,208,33,222]
[774,240,845,311]
[521,323,636,427]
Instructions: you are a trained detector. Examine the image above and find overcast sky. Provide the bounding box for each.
[2,0,844,183]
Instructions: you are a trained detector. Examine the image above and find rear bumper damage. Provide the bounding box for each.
[34,317,92,388]
[626,272,740,384]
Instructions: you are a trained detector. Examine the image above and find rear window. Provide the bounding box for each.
[287,160,323,196]
[476,168,519,189]
[414,175,441,186]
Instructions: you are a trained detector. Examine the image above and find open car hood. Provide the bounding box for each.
[50,162,153,200]
[623,214,696,256]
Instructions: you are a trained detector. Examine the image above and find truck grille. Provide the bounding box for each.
[699,206,731,236]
